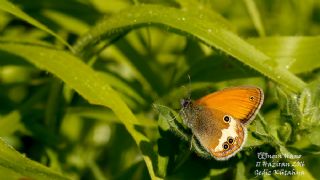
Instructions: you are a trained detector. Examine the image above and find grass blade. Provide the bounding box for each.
[74,4,306,92]
[249,36,320,74]
[243,0,266,37]
[0,0,72,51]
[0,138,69,180]
[0,42,159,179]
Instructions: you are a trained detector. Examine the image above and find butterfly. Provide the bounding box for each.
[180,86,264,160]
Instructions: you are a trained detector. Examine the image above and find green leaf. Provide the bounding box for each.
[249,36,320,74]
[243,0,266,36]
[0,42,159,179]
[153,104,189,141]
[0,111,23,136]
[0,0,72,50]
[73,4,306,92]
[177,0,236,32]
[279,146,316,180]
[42,10,90,35]
[0,138,69,180]
[235,162,246,180]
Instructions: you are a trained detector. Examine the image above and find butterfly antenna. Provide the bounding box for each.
[181,74,192,100]
[187,74,192,99]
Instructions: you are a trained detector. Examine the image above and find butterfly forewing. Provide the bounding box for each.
[195,86,264,125]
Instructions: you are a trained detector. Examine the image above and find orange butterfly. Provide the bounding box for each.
[180,86,264,160]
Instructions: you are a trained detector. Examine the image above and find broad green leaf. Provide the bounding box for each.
[66,107,157,128]
[0,42,159,179]
[209,168,229,177]
[91,0,132,13]
[96,71,146,106]
[177,0,236,32]
[0,111,24,136]
[249,37,320,74]
[0,11,10,30]
[0,138,69,180]
[0,0,72,50]
[279,146,315,180]
[73,4,306,92]
[235,162,246,180]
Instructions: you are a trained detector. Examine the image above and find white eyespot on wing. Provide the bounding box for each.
[213,116,238,152]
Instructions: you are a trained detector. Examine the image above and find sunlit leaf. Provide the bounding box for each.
[0,138,69,180]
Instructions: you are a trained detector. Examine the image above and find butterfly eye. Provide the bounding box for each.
[223,115,230,123]
[181,99,191,108]
[249,96,255,101]
[227,136,234,144]
[222,142,229,150]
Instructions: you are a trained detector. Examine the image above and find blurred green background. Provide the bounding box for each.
[0,0,320,179]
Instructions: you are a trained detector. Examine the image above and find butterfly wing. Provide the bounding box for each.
[187,106,246,160]
[195,86,264,125]
[181,86,263,160]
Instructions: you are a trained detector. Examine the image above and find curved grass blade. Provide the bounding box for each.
[42,10,90,35]
[177,0,236,32]
[0,42,160,179]
[0,111,23,136]
[243,0,266,37]
[73,4,305,92]
[0,0,73,51]
[249,36,320,74]
[0,138,69,180]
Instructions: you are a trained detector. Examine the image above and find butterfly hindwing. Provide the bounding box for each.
[184,105,246,160]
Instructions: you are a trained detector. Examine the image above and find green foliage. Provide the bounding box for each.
[0,0,319,179]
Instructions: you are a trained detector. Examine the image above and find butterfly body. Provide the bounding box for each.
[180,86,264,160]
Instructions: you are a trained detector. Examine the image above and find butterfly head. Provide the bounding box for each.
[180,98,192,108]
[180,98,199,128]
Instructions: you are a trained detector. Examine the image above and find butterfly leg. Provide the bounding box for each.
[189,134,195,150]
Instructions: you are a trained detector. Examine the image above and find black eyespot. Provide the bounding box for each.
[223,142,229,150]
[227,136,234,144]
[223,115,230,123]
[249,96,255,101]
